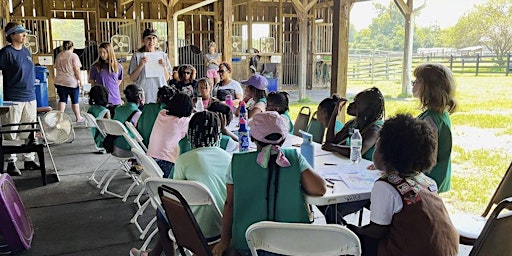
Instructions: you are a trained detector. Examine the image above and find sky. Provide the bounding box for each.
[350,0,489,30]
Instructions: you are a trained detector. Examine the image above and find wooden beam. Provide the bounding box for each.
[291,0,305,13]
[304,0,318,12]
[222,0,232,63]
[331,0,355,112]
[393,0,410,16]
[121,0,134,5]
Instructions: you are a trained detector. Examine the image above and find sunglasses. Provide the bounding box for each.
[217,70,227,74]
[184,71,192,75]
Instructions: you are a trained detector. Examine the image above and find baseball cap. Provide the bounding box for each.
[6,24,31,36]
[249,112,289,144]
[142,28,158,39]
[241,74,268,90]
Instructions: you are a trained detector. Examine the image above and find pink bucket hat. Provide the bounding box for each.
[241,74,268,90]
[249,112,289,144]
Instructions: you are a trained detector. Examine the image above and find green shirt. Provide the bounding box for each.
[137,103,165,147]
[113,102,139,151]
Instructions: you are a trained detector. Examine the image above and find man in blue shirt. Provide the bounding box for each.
[0,22,40,176]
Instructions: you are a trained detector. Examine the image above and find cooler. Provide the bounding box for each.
[34,66,49,107]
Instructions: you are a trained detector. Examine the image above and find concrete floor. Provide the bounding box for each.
[4,106,154,256]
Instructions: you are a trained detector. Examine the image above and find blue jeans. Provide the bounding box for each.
[155,158,174,178]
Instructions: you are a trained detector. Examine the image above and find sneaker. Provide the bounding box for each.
[6,162,22,176]
[76,117,86,124]
[129,248,151,256]
[24,161,40,170]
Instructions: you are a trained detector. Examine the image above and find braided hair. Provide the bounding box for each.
[267,91,290,114]
[187,111,222,149]
[157,85,175,106]
[356,87,385,128]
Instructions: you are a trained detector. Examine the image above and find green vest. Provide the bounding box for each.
[87,105,109,148]
[231,148,310,250]
[137,103,165,147]
[113,102,139,151]
[418,110,452,193]
[283,110,294,134]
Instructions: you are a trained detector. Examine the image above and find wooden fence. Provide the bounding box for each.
[345,53,512,82]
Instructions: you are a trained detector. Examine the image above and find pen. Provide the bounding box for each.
[324,163,337,166]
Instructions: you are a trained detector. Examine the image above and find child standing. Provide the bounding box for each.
[89,42,124,116]
[412,63,457,193]
[348,114,459,256]
[147,93,193,178]
[87,85,110,153]
[212,112,326,256]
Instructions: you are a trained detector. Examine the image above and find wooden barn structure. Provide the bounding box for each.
[0,0,421,101]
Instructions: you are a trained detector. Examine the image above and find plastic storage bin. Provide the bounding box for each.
[267,78,278,92]
[34,66,49,107]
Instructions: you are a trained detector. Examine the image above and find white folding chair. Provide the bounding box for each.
[128,147,164,239]
[136,177,223,251]
[82,111,107,152]
[125,121,148,152]
[245,221,361,256]
[93,119,138,201]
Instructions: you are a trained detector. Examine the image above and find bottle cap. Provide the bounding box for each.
[299,129,312,141]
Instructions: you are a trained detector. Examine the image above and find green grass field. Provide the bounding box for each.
[289,75,512,214]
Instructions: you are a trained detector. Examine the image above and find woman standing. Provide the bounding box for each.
[89,42,123,115]
[54,40,84,122]
[128,28,172,104]
[204,42,221,86]
[212,62,243,106]
[412,63,457,193]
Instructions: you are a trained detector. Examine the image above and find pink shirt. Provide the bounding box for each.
[147,110,191,163]
[54,50,82,88]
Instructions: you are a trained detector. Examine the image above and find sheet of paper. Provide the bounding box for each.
[144,52,164,78]
[339,171,382,190]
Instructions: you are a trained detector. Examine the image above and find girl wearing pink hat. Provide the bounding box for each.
[213,112,326,256]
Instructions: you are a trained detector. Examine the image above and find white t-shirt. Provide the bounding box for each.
[369,181,403,225]
[128,52,172,103]
[213,80,243,100]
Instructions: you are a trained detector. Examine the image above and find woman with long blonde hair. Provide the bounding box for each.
[89,42,124,114]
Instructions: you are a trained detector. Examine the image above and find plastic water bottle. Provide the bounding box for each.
[196,96,204,112]
[299,130,314,168]
[239,101,247,122]
[238,117,250,152]
[225,94,234,112]
[350,129,362,164]
[0,70,3,105]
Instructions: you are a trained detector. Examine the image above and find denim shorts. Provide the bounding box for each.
[55,84,80,104]
[155,158,174,178]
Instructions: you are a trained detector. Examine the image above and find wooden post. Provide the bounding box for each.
[330,0,353,99]
[476,53,480,76]
[298,15,307,100]
[222,0,232,63]
[506,53,510,76]
[401,0,414,96]
[167,1,176,65]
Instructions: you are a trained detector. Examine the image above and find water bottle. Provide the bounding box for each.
[239,100,247,122]
[196,96,204,112]
[238,117,250,152]
[225,94,234,112]
[350,129,362,164]
[299,130,314,168]
[0,70,3,105]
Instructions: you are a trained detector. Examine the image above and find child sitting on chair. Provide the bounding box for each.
[147,93,193,178]
[348,114,459,256]
[87,85,110,153]
[316,94,345,136]
[136,86,174,147]
[266,91,293,134]
[130,111,231,256]
[111,84,143,158]
[212,112,326,256]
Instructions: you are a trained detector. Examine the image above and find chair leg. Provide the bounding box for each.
[122,179,140,202]
[133,187,146,207]
[89,154,111,186]
[140,216,157,239]
[140,226,158,251]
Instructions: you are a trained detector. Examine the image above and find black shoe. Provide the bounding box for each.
[7,162,22,176]
[24,161,40,170]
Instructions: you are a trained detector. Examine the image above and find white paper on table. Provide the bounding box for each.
[339,171,382,189]
[144,52,164,78]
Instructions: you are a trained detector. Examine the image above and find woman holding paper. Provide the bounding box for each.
[128,28,172,104]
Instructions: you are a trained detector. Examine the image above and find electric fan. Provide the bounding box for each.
[260,37,276,53]
[41,111,75,144]
[110,35,131,55]
[232,36,243,53]
[24,35,39,54]
[0,174,34,253]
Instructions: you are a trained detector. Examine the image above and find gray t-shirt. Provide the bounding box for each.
[205,52,220,70]
[128,52,172,103]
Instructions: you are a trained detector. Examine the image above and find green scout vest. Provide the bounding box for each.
[231,148,310,250]
[87,105,109,148]
[137,103,165,147]
[113,102,139,151]
[418,109,452,193]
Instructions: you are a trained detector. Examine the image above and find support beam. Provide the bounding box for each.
[331,0,354,104]
[222,0,232,63]
[167,3,176,65]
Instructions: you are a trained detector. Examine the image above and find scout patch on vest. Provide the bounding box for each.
[387,173,403,184]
